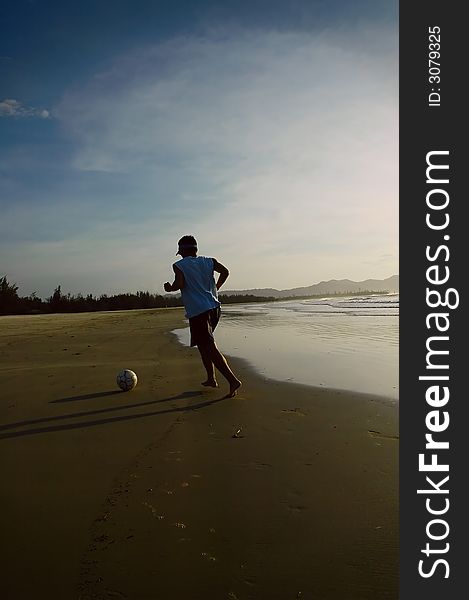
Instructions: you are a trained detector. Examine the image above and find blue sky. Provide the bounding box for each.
[1,0,398,298]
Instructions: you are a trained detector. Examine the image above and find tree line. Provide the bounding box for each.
[0,276,276,315]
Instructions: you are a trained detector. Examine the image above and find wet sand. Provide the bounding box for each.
[0,309,398,599]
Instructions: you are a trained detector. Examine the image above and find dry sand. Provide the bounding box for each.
[0,308,398,599]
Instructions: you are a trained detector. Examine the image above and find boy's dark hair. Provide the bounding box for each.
[178,235,197,248]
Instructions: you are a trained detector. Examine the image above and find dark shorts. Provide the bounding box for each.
[189,307,221,347]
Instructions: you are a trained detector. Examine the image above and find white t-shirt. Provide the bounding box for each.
[174,256,220,318]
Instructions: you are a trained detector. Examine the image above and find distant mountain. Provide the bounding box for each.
[220,275,399,298]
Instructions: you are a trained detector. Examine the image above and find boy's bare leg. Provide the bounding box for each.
[197,345,218,387]
[200,341,242,397]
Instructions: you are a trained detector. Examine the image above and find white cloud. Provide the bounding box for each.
[0,98,51,119]
[57,29,396,171]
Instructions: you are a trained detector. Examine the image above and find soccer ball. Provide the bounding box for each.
[117,369,138,391]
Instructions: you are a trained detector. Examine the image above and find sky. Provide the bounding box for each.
[0,0,398,298]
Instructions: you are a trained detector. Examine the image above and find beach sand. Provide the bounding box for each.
[0,309,398,599]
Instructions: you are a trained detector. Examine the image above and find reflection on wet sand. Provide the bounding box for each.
[174,295,399,400]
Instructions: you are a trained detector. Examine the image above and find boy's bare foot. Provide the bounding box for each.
[226,379,242,398]
[201,379,219,388]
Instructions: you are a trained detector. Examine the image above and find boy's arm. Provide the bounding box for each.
[213,258,230,290]
[164,265,185,292]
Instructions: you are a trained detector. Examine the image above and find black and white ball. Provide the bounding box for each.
[117,369,138,391]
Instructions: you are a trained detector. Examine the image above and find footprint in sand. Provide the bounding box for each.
[201,552,216,561]
[142,499,165,519]
[368,429,399,440]
[288,505,309,514]
[282,408,307,416]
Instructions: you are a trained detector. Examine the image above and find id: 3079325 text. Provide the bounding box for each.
[428,26,441,107]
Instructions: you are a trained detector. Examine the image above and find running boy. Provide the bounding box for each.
[164,235,242,398]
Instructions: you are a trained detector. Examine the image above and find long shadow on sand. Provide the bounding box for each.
[0,391,229,440]
[51,390,123,403]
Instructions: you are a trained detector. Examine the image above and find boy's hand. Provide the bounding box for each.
[164,282,172,292]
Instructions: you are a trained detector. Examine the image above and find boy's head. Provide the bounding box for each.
[176,235,198,257]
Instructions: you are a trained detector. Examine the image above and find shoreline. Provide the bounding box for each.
[173,328,399,406]
[170,325,399,407]
[0,308,398,599]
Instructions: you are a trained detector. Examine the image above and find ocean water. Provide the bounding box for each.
[173,294,399,400]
